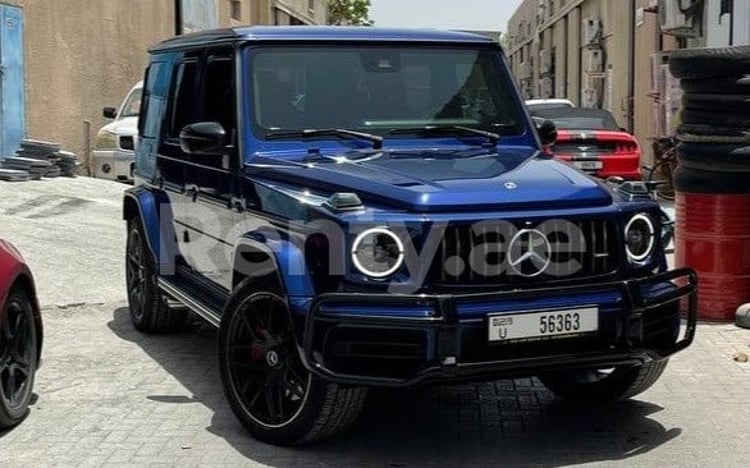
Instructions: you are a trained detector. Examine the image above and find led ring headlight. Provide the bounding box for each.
[351,227,404,278]
[625,213,655,262]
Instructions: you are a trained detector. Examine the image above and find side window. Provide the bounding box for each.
[168,60,199,139]
[140,61,167,138]
[203,54,236,135]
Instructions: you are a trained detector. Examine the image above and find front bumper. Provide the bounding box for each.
[92,149,135,182]
[300,268,697,387]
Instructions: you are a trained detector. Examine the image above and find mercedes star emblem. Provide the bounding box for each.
[508,229,552,277]
[266,350,279,367]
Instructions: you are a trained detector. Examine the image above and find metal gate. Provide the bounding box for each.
[0,4,25,157]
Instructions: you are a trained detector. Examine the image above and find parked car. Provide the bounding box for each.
[525,98,575,112]
[0,240,42,429]
[124,26,697,445]
[93,81,143,183]
[532,107,643,180]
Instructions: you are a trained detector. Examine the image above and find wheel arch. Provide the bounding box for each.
[231,234,315,299]
[123,188,177,275]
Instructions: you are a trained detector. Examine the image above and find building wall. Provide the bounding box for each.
[706,0,750,46]
[508,0,749,166]
[2,0,325,169]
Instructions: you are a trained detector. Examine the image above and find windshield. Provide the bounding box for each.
[248,46,524,139]
[120,87,143,118]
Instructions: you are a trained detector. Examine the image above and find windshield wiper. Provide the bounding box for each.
[265,128,383,150]
[389,125,501,145]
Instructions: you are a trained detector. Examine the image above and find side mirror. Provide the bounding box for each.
[103,107,118,119]
[179,122,228,155]
[533,117,558,146]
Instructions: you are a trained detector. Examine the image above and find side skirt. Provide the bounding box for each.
[157,269,229,328]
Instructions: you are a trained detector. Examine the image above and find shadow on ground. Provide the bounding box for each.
[109,306,681,466]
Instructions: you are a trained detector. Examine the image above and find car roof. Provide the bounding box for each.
[150,26,495,52]
[525,99,574,106]
[531,107,616,119]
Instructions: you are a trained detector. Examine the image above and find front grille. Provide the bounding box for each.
[430,219,619,286]
[119,136,135,151]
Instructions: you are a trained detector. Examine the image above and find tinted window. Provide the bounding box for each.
[140,62,168,139]
[547,117,619,130]
[168,60,198,138]
[532,108,621,131]
[249,46,523,137]
[203,56,235,133]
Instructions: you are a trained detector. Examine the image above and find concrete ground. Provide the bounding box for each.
[0,177,127,307]
[1,177,750,467]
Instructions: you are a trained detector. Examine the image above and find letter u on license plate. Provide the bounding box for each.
[488,307,599,342]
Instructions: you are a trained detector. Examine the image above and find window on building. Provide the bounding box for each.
[230,0,241,21]
[308,0,316,12]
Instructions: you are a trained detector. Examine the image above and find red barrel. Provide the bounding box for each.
[676,192,750,321]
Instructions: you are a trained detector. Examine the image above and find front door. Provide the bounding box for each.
[0,4,25,156]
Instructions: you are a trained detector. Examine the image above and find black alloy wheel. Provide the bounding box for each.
[0,289,37,428]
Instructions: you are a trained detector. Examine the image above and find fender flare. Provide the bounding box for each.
[232,232,315,301]
[122,187,178,275]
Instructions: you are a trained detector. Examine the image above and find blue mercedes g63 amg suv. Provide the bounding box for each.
[123,26,697,445]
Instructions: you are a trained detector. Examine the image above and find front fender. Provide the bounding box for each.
[123,187,178,275]
[233,232,315,301]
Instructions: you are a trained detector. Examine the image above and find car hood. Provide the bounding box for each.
[98,116,138,136]
[247,147,612,213]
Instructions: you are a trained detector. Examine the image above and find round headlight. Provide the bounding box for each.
[351,228,404,278]
[625,214,655,262]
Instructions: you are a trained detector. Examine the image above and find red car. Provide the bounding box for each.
[532,108,642,180]
[0,240,42,429]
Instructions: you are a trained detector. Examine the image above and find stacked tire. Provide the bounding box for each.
[669,46,750,321]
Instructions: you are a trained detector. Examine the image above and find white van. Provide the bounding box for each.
[92,82,143,182]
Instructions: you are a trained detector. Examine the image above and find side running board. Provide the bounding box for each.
[158,277,222,328]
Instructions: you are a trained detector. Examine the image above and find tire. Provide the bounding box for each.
[0,288,38,429]
[219,277,366,445]
[674,165,750,194]
[669,46,750,80]
[679,76,750,95]
[681,93,750,112]
[125,219,186,333]
[679,109,750,128]
[538,360,669,403]
[677,124,750,144]
[677,142,750,172]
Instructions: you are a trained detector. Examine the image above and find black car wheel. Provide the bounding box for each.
[219,278,366,445]
[126,219,185,333]
[0,289,38,428]
[538,359,668,403]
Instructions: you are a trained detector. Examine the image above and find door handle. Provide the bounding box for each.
[185,184,199,202]
[230,197,246,212]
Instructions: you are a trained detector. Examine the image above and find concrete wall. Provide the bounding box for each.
[4,0,325,170]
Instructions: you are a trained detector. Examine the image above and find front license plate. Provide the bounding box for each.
[488,307,599,342]
[573,161,603,170]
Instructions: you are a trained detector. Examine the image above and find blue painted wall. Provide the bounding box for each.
[0,4,25,157]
